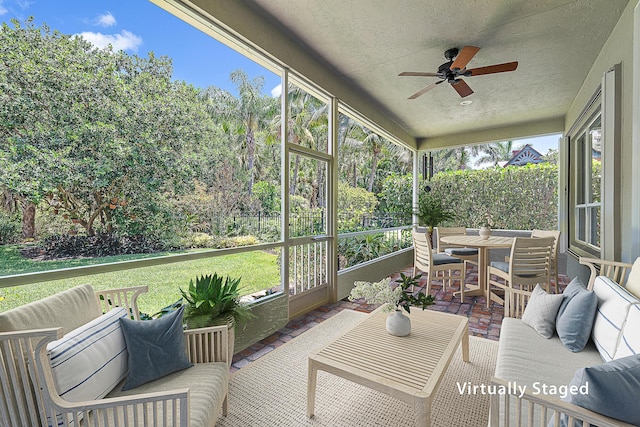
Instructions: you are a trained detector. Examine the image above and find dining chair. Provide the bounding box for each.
[412,230,466,300]
[486,236,555,311]
[531,229,561,293]
[435,226,479,266]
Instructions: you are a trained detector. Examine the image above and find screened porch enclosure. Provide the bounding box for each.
[2,0,640,357]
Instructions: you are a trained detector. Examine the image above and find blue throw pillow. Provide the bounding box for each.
[561,354,640,426]
[119,305,193,391]
[555,277,597,352]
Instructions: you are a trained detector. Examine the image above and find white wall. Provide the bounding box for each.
[564,0,639,265]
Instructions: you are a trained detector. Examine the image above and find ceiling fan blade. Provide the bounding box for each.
[467,61,518,76]
[450,46,480,71]
[399,71,442,77]
[408,82,440,99]
[452,79,474,98]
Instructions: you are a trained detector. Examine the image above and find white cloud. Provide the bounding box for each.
[0,1,8,15]
[77,30,142,52]
[270,83,282,98]
[95,12,116,28]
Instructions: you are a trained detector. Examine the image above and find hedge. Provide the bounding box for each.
[428,163,558,230]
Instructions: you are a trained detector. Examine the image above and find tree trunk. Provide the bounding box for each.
[246,127,256,195]
[367,149,380,192]
[21,202,36,239]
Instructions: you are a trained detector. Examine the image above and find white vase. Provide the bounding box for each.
[386,309,411,336]
[479,226,492,240]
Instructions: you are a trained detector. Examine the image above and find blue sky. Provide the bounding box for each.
[0,0,559,153]
[0,0,281,96]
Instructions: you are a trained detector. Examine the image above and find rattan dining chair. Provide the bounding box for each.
[487,236,555,312]
[412,230,466,300]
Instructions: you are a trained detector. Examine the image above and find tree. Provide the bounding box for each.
[474,141,521,167]
[0,19,211,236]
[432,146,478,172]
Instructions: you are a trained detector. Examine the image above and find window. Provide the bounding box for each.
[569,104,602,256]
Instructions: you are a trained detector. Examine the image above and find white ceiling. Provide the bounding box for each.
[245,0,630,143]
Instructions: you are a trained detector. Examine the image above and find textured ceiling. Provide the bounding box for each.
[246,0,629,142]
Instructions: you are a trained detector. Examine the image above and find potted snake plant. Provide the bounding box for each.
[179,273,254,329]
[179,273,254,361]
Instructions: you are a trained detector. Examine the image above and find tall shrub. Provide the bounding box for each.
[429,163,558,230]
[371,164,558,230]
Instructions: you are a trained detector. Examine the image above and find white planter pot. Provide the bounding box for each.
[386,309,411,336]
[479,226,492,240]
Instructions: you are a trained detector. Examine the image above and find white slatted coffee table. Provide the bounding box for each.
[306,308,469,427]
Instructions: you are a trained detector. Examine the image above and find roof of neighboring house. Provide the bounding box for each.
[504,144,545,167]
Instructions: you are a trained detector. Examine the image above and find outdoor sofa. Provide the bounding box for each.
[490,257,640,426]
[0,284,230,427]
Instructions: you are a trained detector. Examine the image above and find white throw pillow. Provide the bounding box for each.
[521,285,563,339]
[614,303,640,359]
[625,258,640,297]
[591,276,638,362]
[47,307,129,402]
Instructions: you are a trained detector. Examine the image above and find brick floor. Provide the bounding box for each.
[230,264,570,373]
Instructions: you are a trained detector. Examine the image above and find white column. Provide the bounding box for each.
[412,150,420,229]
[280,68,290,295]
[601,64,621,260]
[327,97,339,302]
[631,2,640,260]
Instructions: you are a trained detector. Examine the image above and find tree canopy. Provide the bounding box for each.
[0,18,210,236]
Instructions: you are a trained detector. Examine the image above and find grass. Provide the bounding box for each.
[0,245,280,315]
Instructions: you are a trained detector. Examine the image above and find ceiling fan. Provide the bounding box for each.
[399,46,518,99]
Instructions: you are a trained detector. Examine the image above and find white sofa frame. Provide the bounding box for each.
[488,257,637,427]
[0,286,230,427]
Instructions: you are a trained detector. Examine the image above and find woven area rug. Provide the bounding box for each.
[218,309,498,427]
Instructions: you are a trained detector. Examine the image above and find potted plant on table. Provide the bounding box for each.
[349,273,435,336]
[478,211,494,240]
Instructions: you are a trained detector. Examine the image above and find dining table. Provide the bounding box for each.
[439,234,514,305]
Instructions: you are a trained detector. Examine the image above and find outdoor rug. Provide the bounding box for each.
[217,309,498,427]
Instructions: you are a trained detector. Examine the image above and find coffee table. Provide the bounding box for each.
[306,308,469,426]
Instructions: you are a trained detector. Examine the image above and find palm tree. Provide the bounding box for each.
[228,69,273,195]
[432,146,478,172]
[474,141,520,167]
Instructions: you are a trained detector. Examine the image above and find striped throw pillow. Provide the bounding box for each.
[591,276,639,362]
[614,303,640,359]
[47,307,129,402]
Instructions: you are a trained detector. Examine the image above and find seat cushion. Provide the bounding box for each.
[555,278,598,352]
[496,318,602,427]
[496,318,603,387]
[444,247,478,256]
[107,362,229,427]
[490,261,509,273]
[432,253,462,265]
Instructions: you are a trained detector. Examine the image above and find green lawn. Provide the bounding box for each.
[0,245,280,315]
